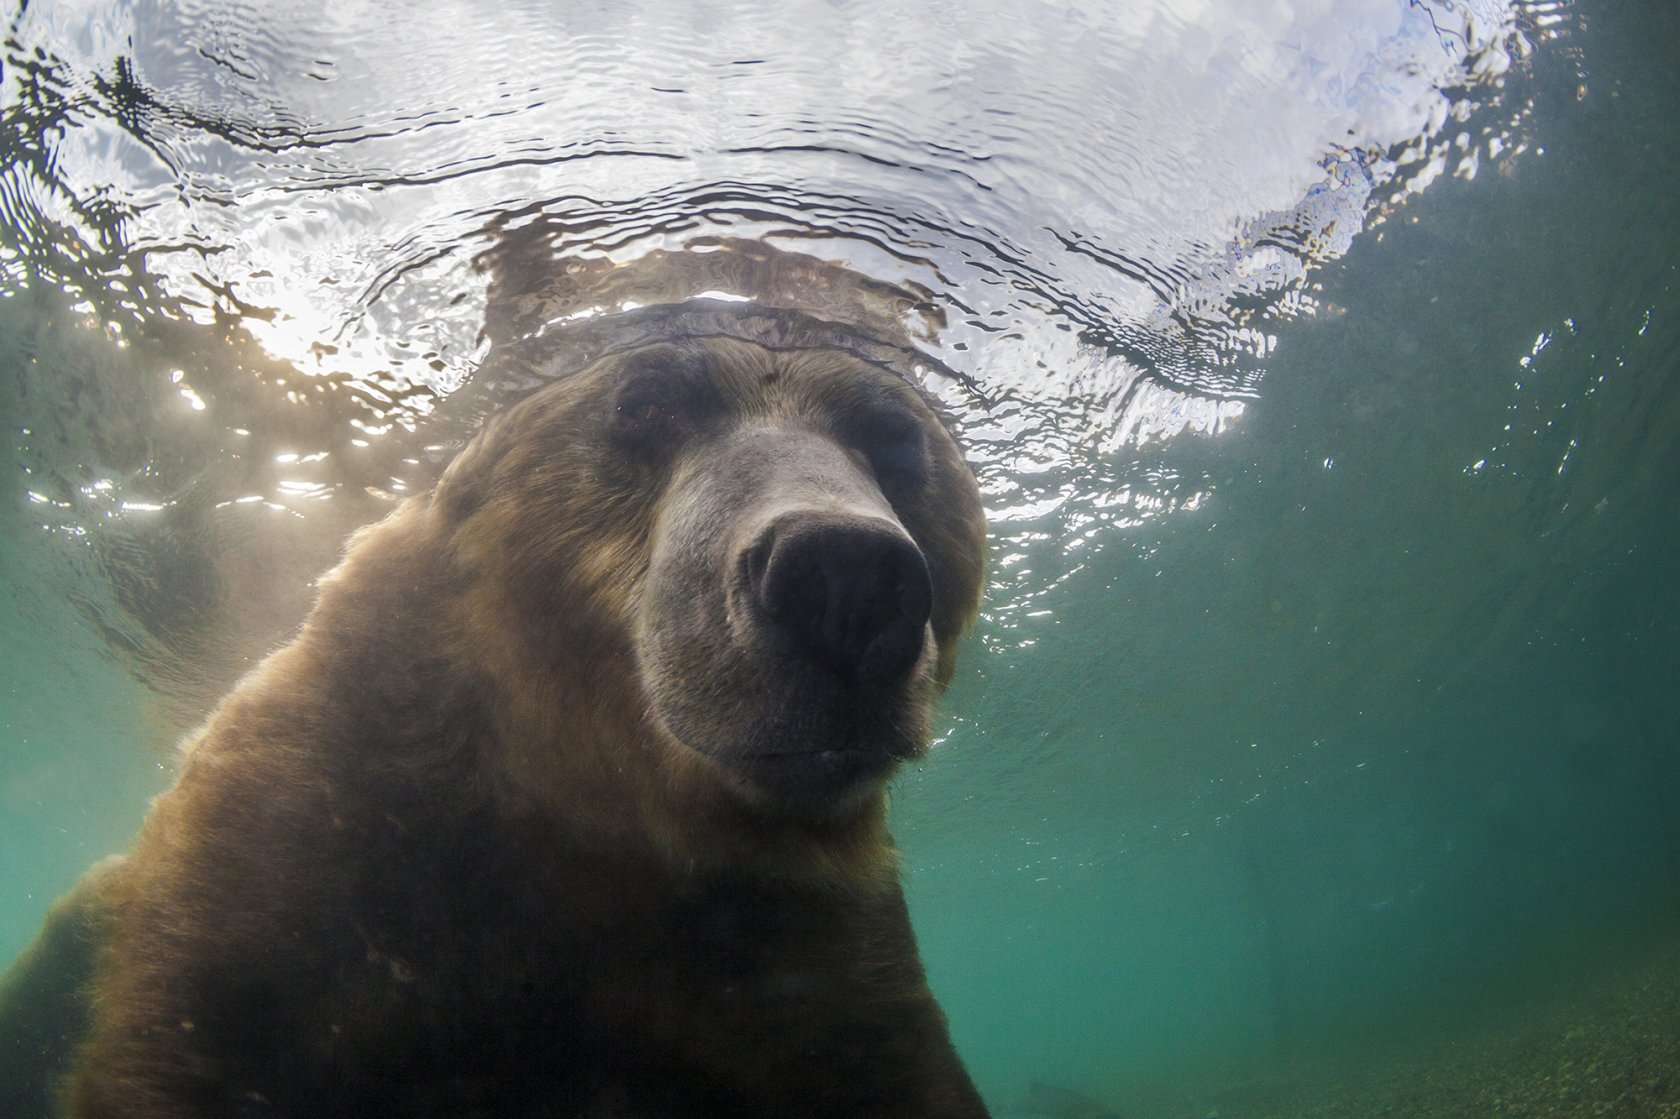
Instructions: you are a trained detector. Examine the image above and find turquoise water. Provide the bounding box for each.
[899,9,1680,1105]
[3,0,1677,1114]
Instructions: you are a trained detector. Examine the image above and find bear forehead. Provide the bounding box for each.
[590,336,934,424]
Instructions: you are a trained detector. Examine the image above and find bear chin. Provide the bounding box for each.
[642,637,938,816]
[684,716,923,813]
[709,745,902,817]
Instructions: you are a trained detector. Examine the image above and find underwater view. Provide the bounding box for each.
[2,0,1677,1114]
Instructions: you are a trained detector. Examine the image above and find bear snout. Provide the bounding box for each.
[745,514,933,683]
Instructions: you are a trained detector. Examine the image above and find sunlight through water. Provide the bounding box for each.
[0,0,1569,671]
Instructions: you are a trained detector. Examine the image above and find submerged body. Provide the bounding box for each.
[6,337,989,1117]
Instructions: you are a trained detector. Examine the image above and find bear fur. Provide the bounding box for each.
[32,336,989,1117]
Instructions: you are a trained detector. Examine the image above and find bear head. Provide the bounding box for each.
[425,337,986,834]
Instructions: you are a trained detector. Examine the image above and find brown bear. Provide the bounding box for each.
[28,335,990,1117]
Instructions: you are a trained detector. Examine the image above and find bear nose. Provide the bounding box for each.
[746,516,933,682]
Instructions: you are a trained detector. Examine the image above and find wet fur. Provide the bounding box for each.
[40,338,987,1118]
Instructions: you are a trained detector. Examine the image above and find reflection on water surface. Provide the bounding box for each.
[2,4,1551,469]
[0,0,1564,665]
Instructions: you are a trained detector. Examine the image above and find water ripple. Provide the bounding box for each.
[0,0,1575,685]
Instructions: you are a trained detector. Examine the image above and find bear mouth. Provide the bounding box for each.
[643,683,925,814]
[723,746,901,809]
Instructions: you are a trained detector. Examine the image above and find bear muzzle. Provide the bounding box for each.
[638,425,941,814]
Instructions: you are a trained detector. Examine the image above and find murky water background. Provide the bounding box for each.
[3,0,1677,1113]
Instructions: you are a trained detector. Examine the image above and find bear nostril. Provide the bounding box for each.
[751,519,933,682]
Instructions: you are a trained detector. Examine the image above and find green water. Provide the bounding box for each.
[2,2,1678,1116]
[896,7,1680,1109]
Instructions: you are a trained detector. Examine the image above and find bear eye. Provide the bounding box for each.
[607,347,718,455]
[845,405,929,496]
[610,380,683,451]
[616,391,667,427]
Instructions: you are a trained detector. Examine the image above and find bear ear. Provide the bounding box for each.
[434,466,481,525]
[432,416,508,525]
